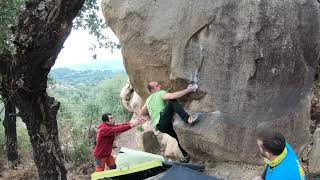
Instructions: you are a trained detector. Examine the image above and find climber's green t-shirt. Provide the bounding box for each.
[146,90,167,127]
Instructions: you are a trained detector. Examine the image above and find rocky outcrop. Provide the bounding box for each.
[141,131,161,154]
[120,80,143,113]
[103,0,320,163]
[158,133,182,160]
[309,128,320,175]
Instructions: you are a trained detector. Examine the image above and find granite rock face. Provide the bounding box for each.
[103,0,320,163]
[309,128,320,175]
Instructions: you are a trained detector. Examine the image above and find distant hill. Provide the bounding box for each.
[50,59,126,86]
[70,59,125,71]
[49,68,125,86]
[52,59,125,71]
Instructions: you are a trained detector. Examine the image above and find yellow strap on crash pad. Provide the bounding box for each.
[91,159,162,180]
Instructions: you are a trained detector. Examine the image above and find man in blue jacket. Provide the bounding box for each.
[252,131,306,180]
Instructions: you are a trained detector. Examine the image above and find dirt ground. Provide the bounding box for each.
[0,156,263,180]
[0,128,263,180]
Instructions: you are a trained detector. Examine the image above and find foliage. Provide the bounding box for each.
[0,0,119,55]
[17,125,32,151]
[0,0,25,52]
[48,69,130,123]
[136,125,144,132]
[0,119,32,156]
[50,68,115,86]
[0,0,123,167]
[65,137,93,165]
[47,75,56,86]
[94,75,132,121]
[47,70,132,164]
[2,69,132,165]
[74,0,120,53]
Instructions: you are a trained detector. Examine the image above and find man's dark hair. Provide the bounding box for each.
[147,83,153,92]
[102,113,112,122]
[257,130,286,156]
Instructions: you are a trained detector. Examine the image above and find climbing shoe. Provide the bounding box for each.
[190,112,203,126]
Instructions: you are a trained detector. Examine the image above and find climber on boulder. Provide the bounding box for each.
[140,81,203,163]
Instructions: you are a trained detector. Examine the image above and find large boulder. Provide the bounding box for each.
[102,0,320,163]
[309,128,320,175]
[141,131,161,154]
[120,80,143,113]
[158,133,182,160]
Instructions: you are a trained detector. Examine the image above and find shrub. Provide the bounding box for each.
[17,127,32,151]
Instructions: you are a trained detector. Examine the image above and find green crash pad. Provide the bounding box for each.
[116,147,165,168]
[91,148,165,180]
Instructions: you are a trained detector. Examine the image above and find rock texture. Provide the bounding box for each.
[158,133,182,160]
[142,131,161,154]
[120,80,143,113]
[102,0,320,163]
[309,128,320,175]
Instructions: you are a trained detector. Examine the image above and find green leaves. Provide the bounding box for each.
[94,74,132,121]
[48,72,131,127]
[0,0,119,54]
[0,0,25,52]
[83,101,101,121]
[47,72,132,164]
[73,0,120,52]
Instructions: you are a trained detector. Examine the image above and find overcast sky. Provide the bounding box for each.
[53,1,124,69]
[53,28,123,68]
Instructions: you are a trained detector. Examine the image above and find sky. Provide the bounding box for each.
[53,28,123,69]
[53,0,124,70]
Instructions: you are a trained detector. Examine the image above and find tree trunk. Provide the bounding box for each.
[9,0,85,179]
[3,97,18,164]
[14,93,66,179]
[1,50,19,165]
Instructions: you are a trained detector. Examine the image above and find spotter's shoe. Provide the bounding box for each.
[179,155,191,163]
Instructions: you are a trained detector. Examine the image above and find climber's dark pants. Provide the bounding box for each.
[156,99,190,157]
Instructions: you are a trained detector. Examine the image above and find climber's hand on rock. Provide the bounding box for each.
[187,83,198,92]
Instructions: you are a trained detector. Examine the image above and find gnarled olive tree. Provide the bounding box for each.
[8,0,85,179]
